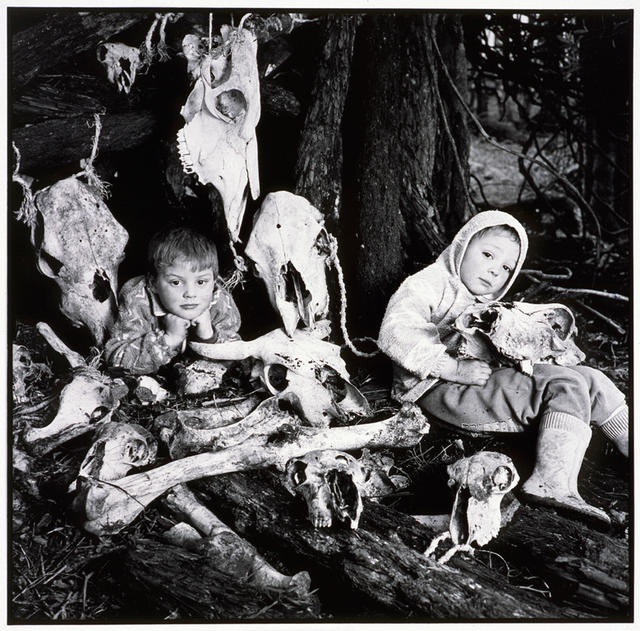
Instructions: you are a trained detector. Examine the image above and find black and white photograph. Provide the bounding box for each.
[5,5,633,624]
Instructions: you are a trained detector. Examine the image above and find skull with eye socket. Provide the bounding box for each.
[284,450,365,529]
[22,366,128,456]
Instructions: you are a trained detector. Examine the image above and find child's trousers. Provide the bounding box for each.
[418,364,626,433]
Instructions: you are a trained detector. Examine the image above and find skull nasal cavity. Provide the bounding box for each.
[283,263,310,303]
[266,364,289,392]
[216,90,247,120]
[92,270,112,303]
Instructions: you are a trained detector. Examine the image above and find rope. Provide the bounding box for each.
[11,142,38,235]
[326,234,379,358]
[80,114,110,199]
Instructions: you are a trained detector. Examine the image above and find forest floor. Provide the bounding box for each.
[9,137,632,622]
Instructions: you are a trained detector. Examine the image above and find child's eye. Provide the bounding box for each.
[197,279,209,286]
[483,251,492,259]
[503,265,511,273]
[170,280,181,286]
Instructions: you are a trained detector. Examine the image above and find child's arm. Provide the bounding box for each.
[104,279,186,374]
[378,266,490,386]
[191,284,242,343]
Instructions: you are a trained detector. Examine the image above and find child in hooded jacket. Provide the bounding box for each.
[378,210,628,525]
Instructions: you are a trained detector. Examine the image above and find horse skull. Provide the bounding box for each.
[96,43,141,93]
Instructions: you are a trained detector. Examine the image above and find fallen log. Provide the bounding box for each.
[122,538,321,620]
[12,111,157,172]
[12,12,148,91]
[191,470,585,619]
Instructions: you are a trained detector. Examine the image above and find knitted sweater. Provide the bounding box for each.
[377,210,529,401]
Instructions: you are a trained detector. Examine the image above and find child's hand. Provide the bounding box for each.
[190,310,216,341]
[163,313,190,349]
[437,356,492,386]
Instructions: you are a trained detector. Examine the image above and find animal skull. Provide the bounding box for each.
[32,176,129,345]
[284,449,365,529]
[69,422,157,492]
[22,367,128,456]
[96,43,142,93]
[245,192,332,337]
[424,451,519,564]
[455,301,585,375]
[177,25,261,241]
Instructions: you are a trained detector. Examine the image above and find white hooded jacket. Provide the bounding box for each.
[377,211,529,401]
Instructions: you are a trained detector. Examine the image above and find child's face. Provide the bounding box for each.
[152,258,215,320]
[460,233,519,296]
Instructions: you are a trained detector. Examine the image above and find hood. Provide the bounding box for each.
[436,210,528,301]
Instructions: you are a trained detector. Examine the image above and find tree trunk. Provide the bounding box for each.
[339,14,470,335]
[190,471,587,619]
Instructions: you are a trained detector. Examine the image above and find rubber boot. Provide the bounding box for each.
[599,405,628,457]
[520,412,610,526]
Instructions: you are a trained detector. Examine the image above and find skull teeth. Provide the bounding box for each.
[176,129,195,174]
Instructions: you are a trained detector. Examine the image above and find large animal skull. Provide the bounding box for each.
[22,367,128,456]
[32,176,129,345]
[96,43,142,93]
[455,301,585,375]
[424,451,519,564]
[177,25,260,241]
[245,192,332,337]
[284,449,365,529]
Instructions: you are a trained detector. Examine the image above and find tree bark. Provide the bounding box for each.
[339,14,469,334]
[191,470,586,619]
[12,111,157,172]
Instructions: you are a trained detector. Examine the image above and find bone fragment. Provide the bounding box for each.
[78,403,429,535]
[164,484,311,597]
[36,321,86,367]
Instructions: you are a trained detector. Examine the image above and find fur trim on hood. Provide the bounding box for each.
[436,210,528,301]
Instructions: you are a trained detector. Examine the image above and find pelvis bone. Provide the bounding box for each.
[245,192,332,337]
[32,176,129,345]
[191,327,370,426]
[455,301,585,375]
[177,25,260,241]
[96,43,141,94]
[424,451,519,564]
[284,450,365,529]
[22,366,128,456]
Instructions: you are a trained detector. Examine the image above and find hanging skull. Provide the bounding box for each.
[455,301,585,375]
[284,449,365,529]
[424,451,519,564]
[177,24,261,241]
[96,43,142,94]
[69,422,157,492]
[31,176,129,345]
[22,367,128,456]
[245,192,332,337]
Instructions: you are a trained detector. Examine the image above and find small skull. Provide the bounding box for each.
[424,451,519,564]
[32,176,129,345]
[284,450,365,529]
[97,42,141,93]
[245,192,332,337]
[69,422,157,492]
[22,367,128,456]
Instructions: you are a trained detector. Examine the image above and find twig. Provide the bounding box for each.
[553,287,628,302]
[521,267,572,281]
[574,300,626,336]
[14,393,57,416]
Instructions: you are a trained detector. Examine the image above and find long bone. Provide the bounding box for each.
[22,322,128,456]
[76,403,429,535]
[164,484,312,598]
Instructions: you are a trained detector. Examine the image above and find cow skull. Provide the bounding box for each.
[177,24,260,241]
[22,367,128,456]
[455,301,585,375]
[245,192,332,337]
[284,449,365,529]
[424,451,519,564]
[96,43,142,93]
[31,176,129,345]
